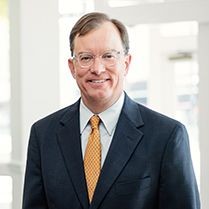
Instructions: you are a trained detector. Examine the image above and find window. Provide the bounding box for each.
[125,25,151,105]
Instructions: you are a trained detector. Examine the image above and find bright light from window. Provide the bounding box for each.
[59,0,84,15]
[0,135,11,155]
[0,176,12,203]
[59,0,94,15]
[108,0,164,7]
[160,21,198,37]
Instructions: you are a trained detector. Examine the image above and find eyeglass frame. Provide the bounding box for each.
[72,49,125,68]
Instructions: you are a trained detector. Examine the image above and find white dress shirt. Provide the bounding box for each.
[79,92,125,167]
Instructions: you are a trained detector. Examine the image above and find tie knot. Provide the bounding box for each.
[90,115,100,129]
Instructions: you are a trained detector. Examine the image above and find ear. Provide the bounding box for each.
[68,58,76,79]
[123,54,131,76]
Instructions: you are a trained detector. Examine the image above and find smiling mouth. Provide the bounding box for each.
[88,79,109,83]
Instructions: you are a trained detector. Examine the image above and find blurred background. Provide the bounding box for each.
[0,0,209,208]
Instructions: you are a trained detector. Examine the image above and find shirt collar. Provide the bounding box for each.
[79,92,125,135]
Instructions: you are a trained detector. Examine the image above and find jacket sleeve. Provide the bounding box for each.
[159,123,200,209]
[22,123,48,209]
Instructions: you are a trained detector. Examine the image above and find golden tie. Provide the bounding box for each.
[84,115,101,202]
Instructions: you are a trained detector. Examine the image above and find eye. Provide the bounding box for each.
[102,53,116,60]
[79,54,93,63]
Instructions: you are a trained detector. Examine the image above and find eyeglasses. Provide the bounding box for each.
[73,50,123,68]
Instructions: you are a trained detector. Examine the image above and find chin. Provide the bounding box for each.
[89,91,111,100]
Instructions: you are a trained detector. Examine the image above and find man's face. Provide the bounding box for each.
[68,21,131,110]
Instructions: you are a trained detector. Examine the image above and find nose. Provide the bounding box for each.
[90,57,105,75]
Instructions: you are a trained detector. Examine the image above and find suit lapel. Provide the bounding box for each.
[56,101,89,209]
[90,95,144,209]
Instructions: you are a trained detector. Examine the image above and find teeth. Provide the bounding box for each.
[91,80,106,83]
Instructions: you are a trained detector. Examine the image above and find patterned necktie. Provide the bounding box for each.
[84,115,101,202]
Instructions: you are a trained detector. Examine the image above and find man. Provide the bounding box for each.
[22,12,200,209]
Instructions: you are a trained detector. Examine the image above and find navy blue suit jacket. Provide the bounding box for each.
[22,94,200,209]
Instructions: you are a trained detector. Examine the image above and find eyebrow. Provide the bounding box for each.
[76,49,118,55]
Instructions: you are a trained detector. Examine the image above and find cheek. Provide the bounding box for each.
[75,69,88,79]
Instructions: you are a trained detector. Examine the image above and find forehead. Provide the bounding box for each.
[73,22,123,53]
